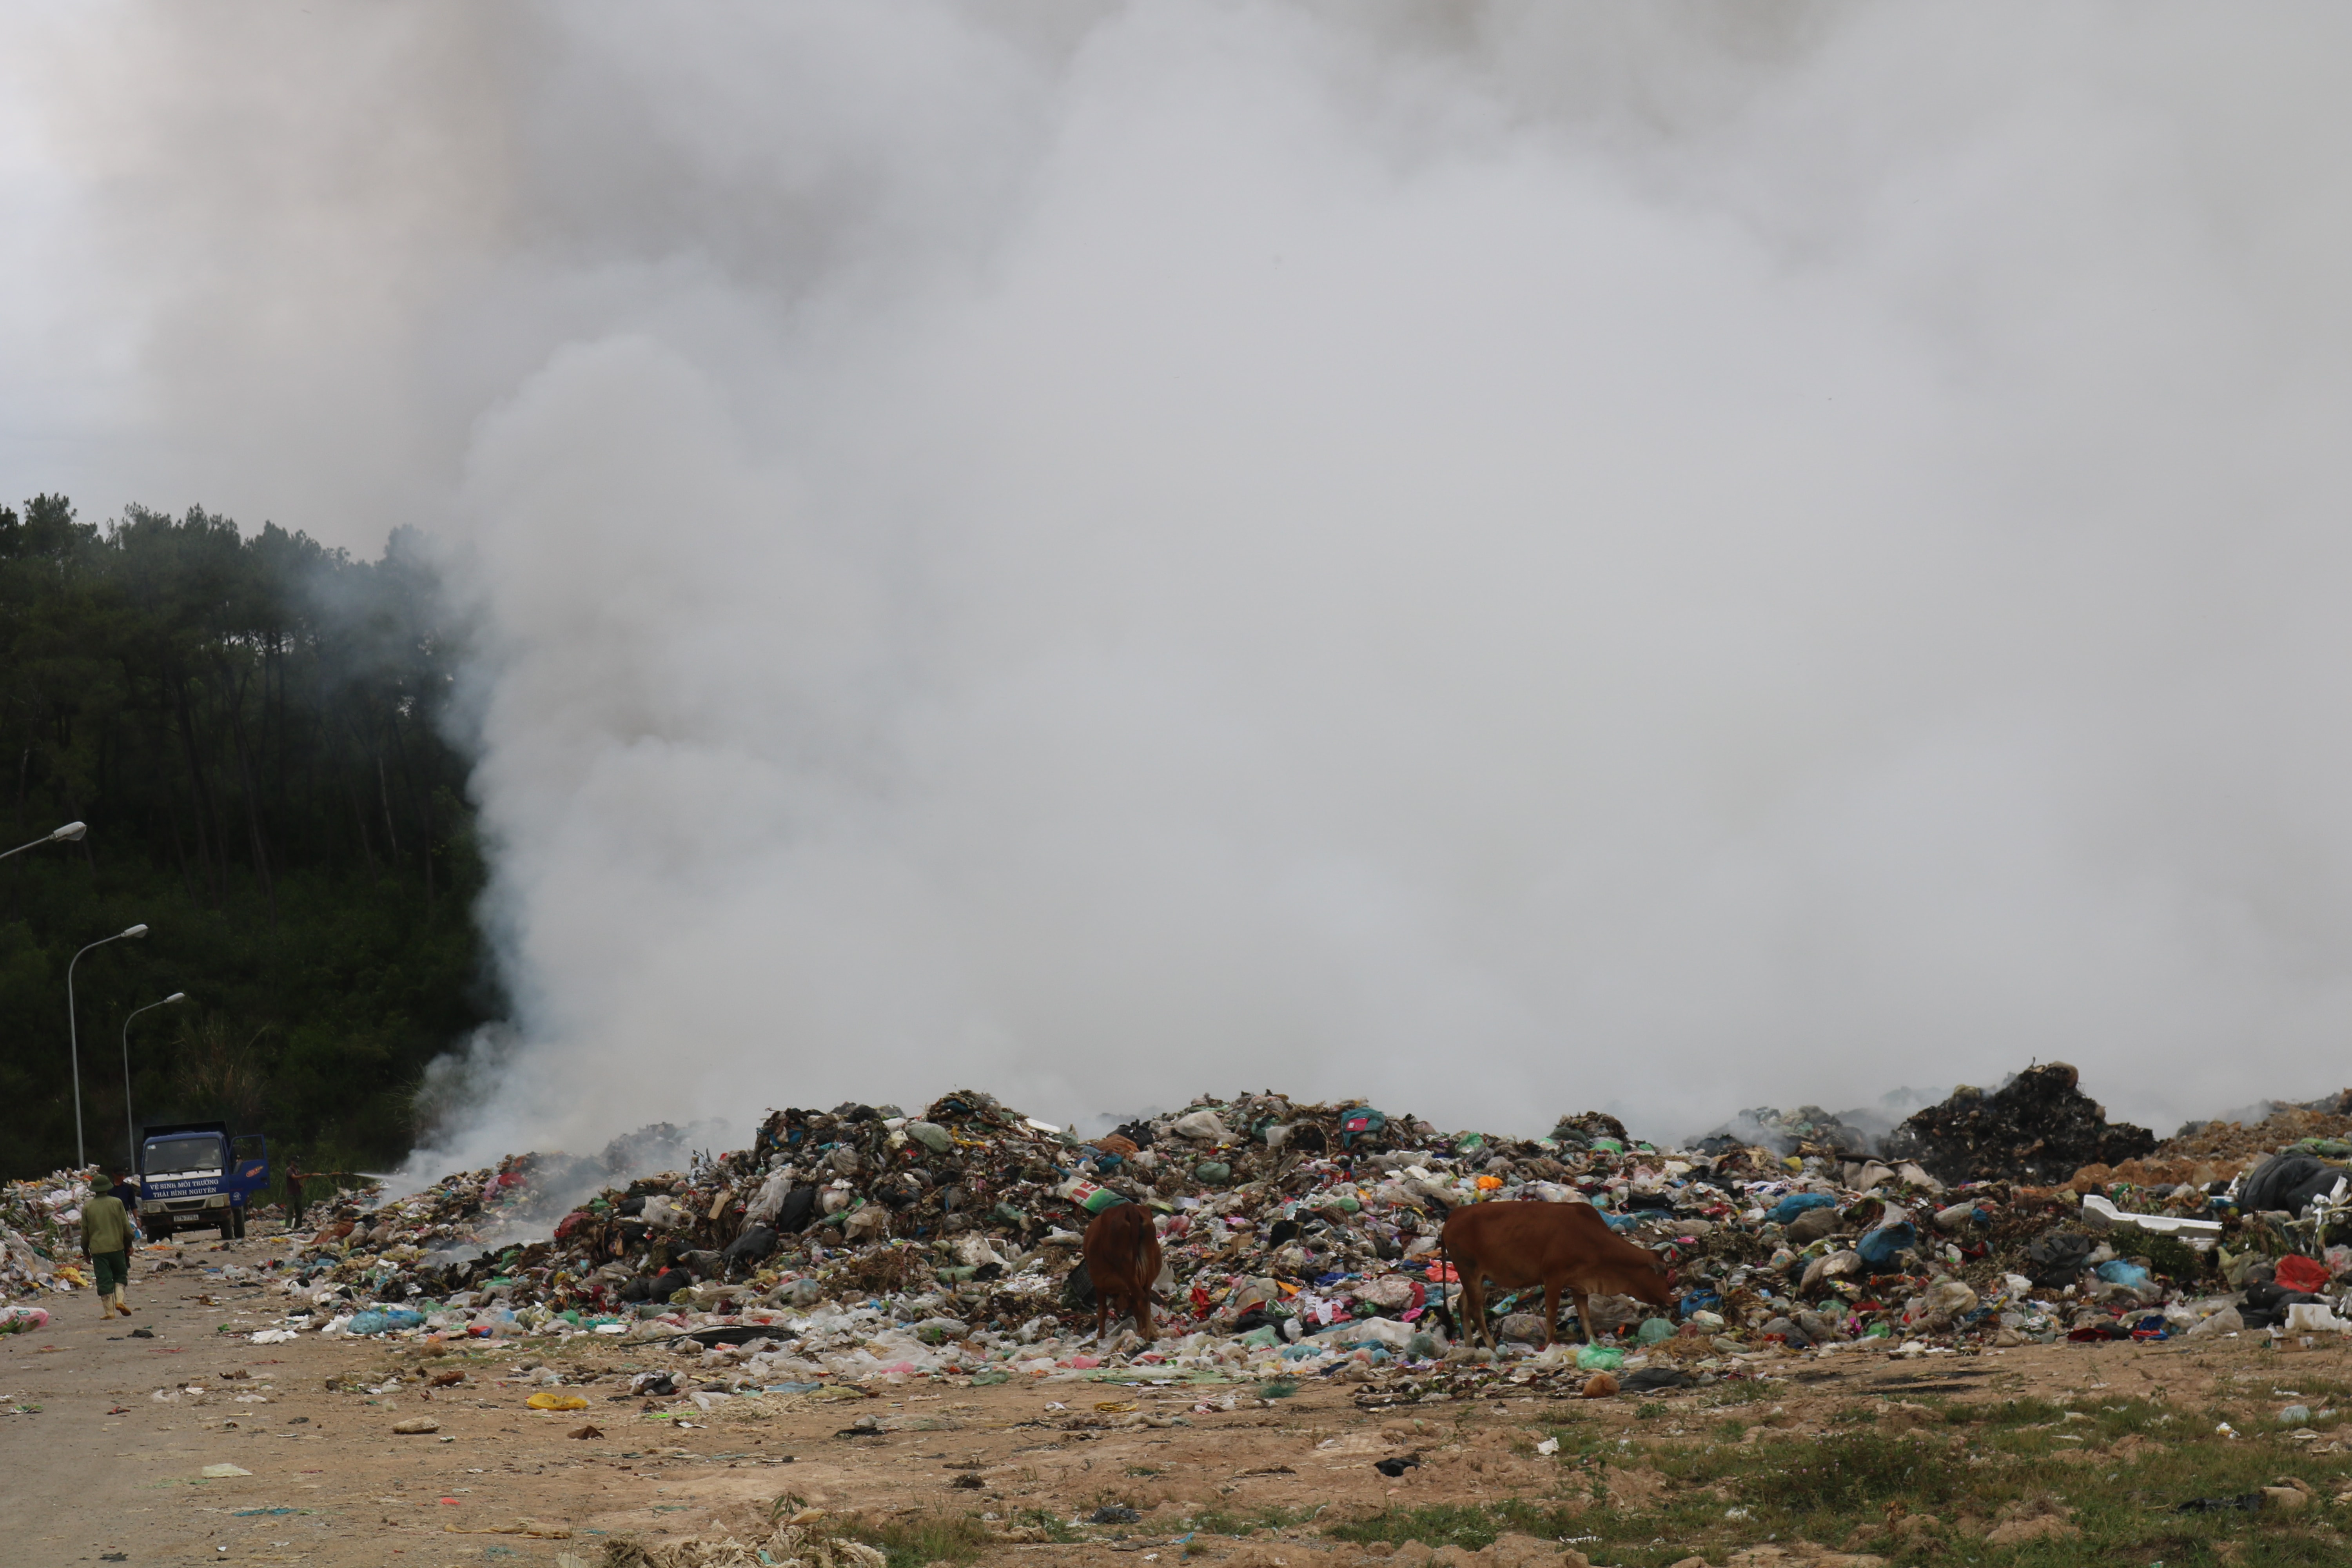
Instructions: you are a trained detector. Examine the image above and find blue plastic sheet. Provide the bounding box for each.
[1856,1221,1918,1269]
[1768,1192,1839,1227]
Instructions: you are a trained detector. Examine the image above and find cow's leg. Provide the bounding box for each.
[1569,1288,1593,1346]
[1096,1287,1111,1343]
[1461,1270,1490,1351]
[1540,1279,1561,1351]
[1136,1287,1155,1344]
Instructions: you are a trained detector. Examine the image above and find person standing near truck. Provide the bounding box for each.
[80,1173,136,1319]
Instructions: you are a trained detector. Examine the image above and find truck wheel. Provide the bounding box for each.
[143,1217,172,1245]
[228,1207,247,1241]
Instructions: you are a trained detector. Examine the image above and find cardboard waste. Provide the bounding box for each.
[10,1066,2352,1408]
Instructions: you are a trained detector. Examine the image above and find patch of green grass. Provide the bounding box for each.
[1009,1508,1080,1544]
[1697,1377,1782,1405]
[1256,1379,1298,1399]
[1345,1393,2352,1568]
[1124,1464,1164,1477]
[1327,1500,1577,1552]
[1532,1422,1621,1464]
[844,1512,996,1568]
[1635,1402,1667,1420]
[1958,1396,2068,1428]
[1185,1504,1320,1537]
[1739,1431,1956,1514]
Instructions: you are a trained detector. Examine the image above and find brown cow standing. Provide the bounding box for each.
[1081,1201,1163,1344]
[1440,1201,1673,1350]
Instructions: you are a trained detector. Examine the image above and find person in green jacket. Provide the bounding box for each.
[80,1172,136,1318]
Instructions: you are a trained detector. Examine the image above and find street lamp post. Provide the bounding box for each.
[122,991,187,1169]
[1,821,86,861]
[66,923,147,1171]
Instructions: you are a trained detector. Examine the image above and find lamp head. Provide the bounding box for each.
[51,821,85,842]
[164,991,187,1004]
[122,924,149,940]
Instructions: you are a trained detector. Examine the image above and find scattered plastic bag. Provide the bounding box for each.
[2274,1253,2331,1294]
[0,1305,49,1334]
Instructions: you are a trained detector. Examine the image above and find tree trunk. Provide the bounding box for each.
[9,746,28,924]
[171,666,225,907]
[387,706,433,910]
[376,744,403,861]
[345,761,377,876]
[221,658,278,929]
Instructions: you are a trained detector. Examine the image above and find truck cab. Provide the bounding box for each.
[136,1122,269,1241]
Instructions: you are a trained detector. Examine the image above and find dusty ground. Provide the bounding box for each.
[10,1228,2352,1566]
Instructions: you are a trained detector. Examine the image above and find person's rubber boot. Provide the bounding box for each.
[115,1289,132,1317]
[100,1290,118,1319]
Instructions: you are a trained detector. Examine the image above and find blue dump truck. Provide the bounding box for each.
[135,1122,270,1241]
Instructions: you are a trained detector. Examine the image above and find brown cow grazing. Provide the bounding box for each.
[1082,1201,1163,1344]
[1440,1201,1673,1351]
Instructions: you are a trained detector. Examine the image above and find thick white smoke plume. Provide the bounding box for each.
[10,4,2352,1166]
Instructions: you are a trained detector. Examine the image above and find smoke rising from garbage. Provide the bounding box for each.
[11,5,2352,1171]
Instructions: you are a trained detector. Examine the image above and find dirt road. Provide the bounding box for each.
[8,1229,2351,1567]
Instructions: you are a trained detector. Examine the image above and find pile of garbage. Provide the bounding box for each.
[2157,1094,2352,1167]
[1,1171,97,1307]
[1879,1063,2157,1186]
[20,1064,2352,1401]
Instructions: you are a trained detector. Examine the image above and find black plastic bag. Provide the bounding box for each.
[2241,1152,2343,1217]
[2025,1229,2096,1288]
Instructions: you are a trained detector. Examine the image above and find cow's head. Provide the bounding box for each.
[1610,1249,1677,1309]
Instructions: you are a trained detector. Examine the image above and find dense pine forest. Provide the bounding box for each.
[0,495,493,1180]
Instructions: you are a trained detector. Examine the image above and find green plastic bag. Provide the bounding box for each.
[1575,1344,1625,1371]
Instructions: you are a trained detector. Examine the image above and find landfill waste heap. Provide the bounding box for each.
[13,1066,2352,1408]
[1879,1062,2158,1185]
